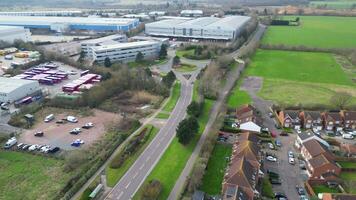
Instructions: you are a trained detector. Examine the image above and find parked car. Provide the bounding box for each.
[0,102,9,110]
[44,114,55,122]
[269,178,282,184]
[48,147,60,153]
[296,186,306,196]
[288,151,294,158]
[16,143,24,149]
[22,144,31,150]
[28,144,40,151]
[69,128,81,135]
[268,143,275,150]
[280,131,288,136]
[34,131,44,137]
[296,129,302,134]
[268,112,274,118]
[289,157,295,165]
[40,145,50,152]
[66,116,78,123]
[275,193,287,199]
[56,119,65,124]
[82,122,94,129]
[261,127,269,133]
[300,195,308,200]
[300,160,306,170]
[266,156,277,162]
[4,137,17,149]
[71,139,84,147]
[275,140,282,147]
[343,133,354,140]
[267,170,279,178]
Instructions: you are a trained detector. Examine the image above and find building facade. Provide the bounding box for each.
[0,77,40,103]
[89,41,161,63]
[0,26,31,43]
[81,34,127,54]
[145,16,251,41]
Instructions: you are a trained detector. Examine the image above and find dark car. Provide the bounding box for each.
[280,131,288,136]
[269,178,282,185]
[275,193,287,199]
[48,147,60,153]
[296,186,306,195]
[56,120,65,124]
[34,131,44,137]
[267,170,280,178]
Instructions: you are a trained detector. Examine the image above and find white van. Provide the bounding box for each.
[44,114,54,123]
[4,137,17,149]
[67,116,78,123]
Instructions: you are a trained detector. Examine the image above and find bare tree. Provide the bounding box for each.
[330,92,352,109]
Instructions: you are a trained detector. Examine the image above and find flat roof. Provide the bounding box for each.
[146,15,251,31]
[0,25,25,31]
[0,77,37,94]
[0,16,138,26]
[82,34,126,45]
[92,40,158,51]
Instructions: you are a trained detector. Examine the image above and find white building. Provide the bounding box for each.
[145,16,251,41]
[81,34,128,54]
[0,77,40,103]
[0,10,82,17]
[0,26,31,43]
[180,10,203,17]
[148,11,166,17]
[90,41,161,63]
[130,36,169,46]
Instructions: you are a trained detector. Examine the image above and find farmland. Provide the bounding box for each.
[310,1,356,9]
[262,16,356,48]
[246,49,356,107]
[0,151,72,200]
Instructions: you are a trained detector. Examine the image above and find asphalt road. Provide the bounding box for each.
[104,73,195,200]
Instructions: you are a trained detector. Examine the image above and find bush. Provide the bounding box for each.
[142,179,162,200]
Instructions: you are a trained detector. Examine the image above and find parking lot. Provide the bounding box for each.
[18,109,121,150]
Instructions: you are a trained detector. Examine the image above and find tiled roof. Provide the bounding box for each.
[344,111,356,120]
[284,110,300,119]
[308,154,333,169]
[326,112,342,121]
[303,139,329,157]
[304,111,321,120]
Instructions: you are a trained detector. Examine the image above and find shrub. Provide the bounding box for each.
[142,179,162,200]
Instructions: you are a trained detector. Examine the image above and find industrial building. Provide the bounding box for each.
[0,26,31,43]
[0,77,40,103]
[180,10,203,17]
[0,16,140,33]
[0,10,82,17]
[130,36,169,46]
[81,34,128,54]
[89,41,161,63]
[145,16,251,41]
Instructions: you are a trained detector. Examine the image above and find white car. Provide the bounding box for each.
[40,145,51,152]
[28,144,39,151]
[268,143,274,150]
[343,134,354,140]
[67,116,78,123]
[288,151,294,158]
[266,156,277,162]
[289,157,295,165]
[297,129,302,134]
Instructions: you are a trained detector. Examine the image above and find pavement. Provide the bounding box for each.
[104,68,198,200]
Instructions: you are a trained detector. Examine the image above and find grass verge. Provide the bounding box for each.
[162,81,181,112]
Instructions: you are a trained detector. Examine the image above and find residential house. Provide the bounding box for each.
[231,141,261,169]
[222,157,259,200]
[342,111,356,130]
[277,110,302,130]
[240,121,261,133]
[322,112,343,131]
[301,111,323,130]
[238,132,260,144]
[301,139,334,161]
[295,131,330,150]
[223,185,250,200]
[236,105,263,133]
[306,154,341,179]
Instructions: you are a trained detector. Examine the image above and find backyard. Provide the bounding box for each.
[312,185,340,195]
[340,172,356,194]
[262,16,356,48]
[200,143,232,195]
[0,151,73,200]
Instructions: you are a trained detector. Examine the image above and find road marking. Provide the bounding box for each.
[117,191,124,199]
[133,172,139,179]
[146,155,151,162]
[139,164,145,170]
[125,182,131,189]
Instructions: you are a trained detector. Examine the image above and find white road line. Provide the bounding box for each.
[117,191,124,200]
[139,164,145,170]
[146,156,151,162]
[133,172,138,179]
[125,182,131,189]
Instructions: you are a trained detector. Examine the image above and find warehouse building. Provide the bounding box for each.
[89,41,161,63]
[0,26,31,43]
[180,10,203,17]
[145,15,251,41]
[0,77,40,103]
[81,34,127,54]
[0,10,82,17]
[0,16,140,33]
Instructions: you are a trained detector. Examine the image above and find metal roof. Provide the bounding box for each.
[92,40,159,51]
[0,77,38,94]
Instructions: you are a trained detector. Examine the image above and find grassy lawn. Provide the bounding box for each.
[155,112,170,119]
[340,172,356,181]
[246,49,356,107]
[262,16,356,48]
[128,58,168,68]
[310,1,356,9]
[106,125,159,187]
[175,63,197,72]
[261,176,274,198]
[200,143,232,195]
[133,98,215,200]
[338,161,356,169]
[227,85,251,108]
[312,185,340,195]
[162,82,181,112]
[176,49,194,58]
[0,151,72,200]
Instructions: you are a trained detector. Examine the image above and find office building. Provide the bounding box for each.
[81,34,127,54]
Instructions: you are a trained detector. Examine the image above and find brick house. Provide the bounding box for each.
[322,112,343,131]
[341,111,356,130]
[306,154,341,179]
[235,105,262,126]
[301,139,334,161]
[301,111,323,130]
[277,110,301,129]
[295,131,330,150]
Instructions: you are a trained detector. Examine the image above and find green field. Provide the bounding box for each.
[106,125,159,187]
[134,98,214,200]
[200,143,232,195]
[312,185,340,194]
[310,1,356,9]
[246,49,356,107]
[227,79,251,108]
[0,151,72,200]
[162,82,181,112]
[338,161,356,168]
[176,49,195,58]
[262,16,356,48]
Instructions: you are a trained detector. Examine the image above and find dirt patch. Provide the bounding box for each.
[19,109,121,150]
[240,76,263,93]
